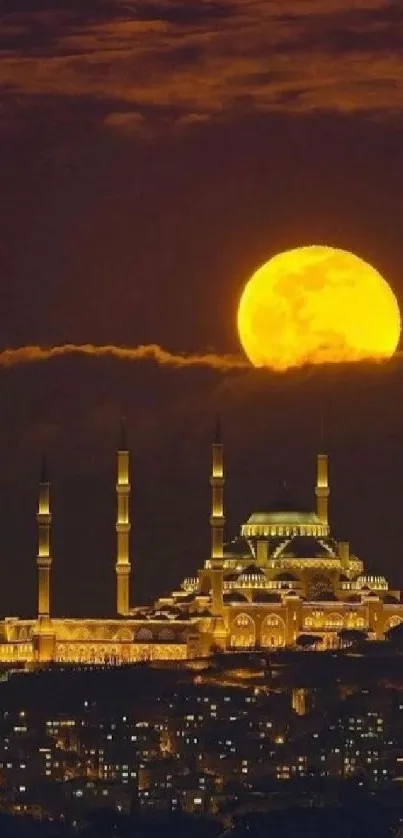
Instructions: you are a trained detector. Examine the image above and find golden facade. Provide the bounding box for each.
[0,423,402,666]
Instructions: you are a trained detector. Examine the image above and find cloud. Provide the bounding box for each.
[1,0,403,129]
[0,342,399,375]
[103,110,148,133]
[175,112,211,126]
[0,343,250,371]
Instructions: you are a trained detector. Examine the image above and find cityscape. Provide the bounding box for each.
[2,641,403,835]
[0,432,402,836]
[2,0,403,836]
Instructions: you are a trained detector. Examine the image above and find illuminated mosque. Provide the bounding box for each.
[0,423,402,665]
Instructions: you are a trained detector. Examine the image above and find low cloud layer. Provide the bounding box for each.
[0,343,249,371]
[0,342,398,374]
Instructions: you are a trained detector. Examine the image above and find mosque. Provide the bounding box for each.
[0,424,402,665]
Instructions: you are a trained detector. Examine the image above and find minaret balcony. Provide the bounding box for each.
[36,514,51,525]
[209,515,225,526]
[116,522,131,533]
[36,556,52,567]
[210,476,224,487]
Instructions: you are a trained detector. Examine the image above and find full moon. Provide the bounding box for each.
[237,245,401,370]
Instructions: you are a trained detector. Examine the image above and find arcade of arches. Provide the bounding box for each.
[230,613,285,648]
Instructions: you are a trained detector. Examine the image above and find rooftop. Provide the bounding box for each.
[246,510,321,526]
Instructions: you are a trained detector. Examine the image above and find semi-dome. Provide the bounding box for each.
[238,564,265,579]
[253,592,281,603]
[175,593,195,604]
[273,572,298,582]
[316,590,339,601]
[223,592,248,604]
[356,575,388,590]
[280,535,337,560]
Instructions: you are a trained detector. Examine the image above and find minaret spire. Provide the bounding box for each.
[116,419,131,616]
[315,450,329,528]
[37,454,52,619]
[40,453,49,484]
[119,416,127,451]
[214,414,222,445]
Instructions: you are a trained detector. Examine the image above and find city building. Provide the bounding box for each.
[0,423,401,664]
[2,666,403,819]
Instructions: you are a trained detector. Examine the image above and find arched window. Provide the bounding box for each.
[387,615,403,629]
[261,614,285,648]
[324,613,343,629]
[265,614,281,626]
[136,627,153,642]
[159,628,175,641]
[230,613,255,648]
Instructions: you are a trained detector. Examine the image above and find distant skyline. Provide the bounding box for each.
[0,1,403,617]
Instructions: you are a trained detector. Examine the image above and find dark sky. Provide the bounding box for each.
[1,0,403,617]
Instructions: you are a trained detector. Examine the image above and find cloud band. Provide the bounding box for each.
[0,343,249,372]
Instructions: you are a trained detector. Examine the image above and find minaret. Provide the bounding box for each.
[116,419,131,616]
[315,452,329,527]
[36,455,52,619]
[209,417,225,616]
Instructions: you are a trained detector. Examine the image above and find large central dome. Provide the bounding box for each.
[242,501,328,538]
[246,510,321,526]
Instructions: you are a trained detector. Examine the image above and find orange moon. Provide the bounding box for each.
[237,245,401,370]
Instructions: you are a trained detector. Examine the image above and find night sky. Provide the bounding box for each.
[1,0,403,617]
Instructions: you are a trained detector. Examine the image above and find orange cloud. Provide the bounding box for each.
[0,343,249,371]
[103,111,146,131]
[1,0,402,126]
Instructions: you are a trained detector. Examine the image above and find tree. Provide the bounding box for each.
[385,620,403,648]
[296,634,322,649]
[338,628,368,648]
